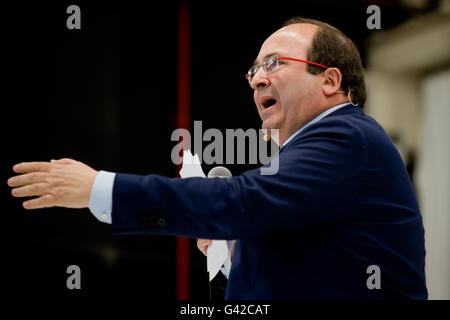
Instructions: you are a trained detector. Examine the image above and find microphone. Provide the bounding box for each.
[207,166,232,180]
[206,166,232,301]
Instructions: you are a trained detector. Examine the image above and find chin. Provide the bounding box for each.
[262,117,282,132]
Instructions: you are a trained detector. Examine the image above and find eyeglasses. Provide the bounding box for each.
[246,55,329,85]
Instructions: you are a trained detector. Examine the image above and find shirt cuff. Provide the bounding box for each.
[220,266,229,279]
[220,240,235,279]
[88,170,116,224]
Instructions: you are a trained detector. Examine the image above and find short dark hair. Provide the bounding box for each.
[283,17,366,108]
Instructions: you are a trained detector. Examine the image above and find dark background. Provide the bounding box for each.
[1,0,435,299]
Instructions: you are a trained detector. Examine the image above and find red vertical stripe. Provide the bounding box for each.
[176,1,191,300]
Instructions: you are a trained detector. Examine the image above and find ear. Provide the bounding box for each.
[322,68,343,97]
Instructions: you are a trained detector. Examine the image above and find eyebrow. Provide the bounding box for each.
[253,52,280,66]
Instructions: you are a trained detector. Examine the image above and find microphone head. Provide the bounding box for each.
[207,166,232,179]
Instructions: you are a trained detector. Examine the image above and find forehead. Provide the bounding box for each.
[255,24,318,64]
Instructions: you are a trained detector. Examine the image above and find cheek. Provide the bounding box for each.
[282,83,305,107]
[285,76,316,103]
[280,71,304,97]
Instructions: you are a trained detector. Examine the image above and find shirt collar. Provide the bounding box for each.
[281,103,351,149]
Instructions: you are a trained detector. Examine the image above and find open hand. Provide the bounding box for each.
[8,158,98,210]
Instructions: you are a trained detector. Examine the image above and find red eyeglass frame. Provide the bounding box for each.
[246,56,329,81]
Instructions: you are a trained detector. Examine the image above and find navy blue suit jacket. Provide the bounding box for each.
[111,105,427,299]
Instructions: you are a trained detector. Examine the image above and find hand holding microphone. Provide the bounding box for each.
[196,166,232,256]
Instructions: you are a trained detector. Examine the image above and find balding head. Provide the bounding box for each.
[260,23,319,62]
[250,20,351,146]
[282,17,366,108]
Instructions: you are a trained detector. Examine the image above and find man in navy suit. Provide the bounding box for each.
[8,17,427,299]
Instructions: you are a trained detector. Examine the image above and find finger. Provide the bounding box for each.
[196,240,203,252]
[197,239,212,250]
[198,239,212,246]
[200,241,212,256]
[7,172,48,187]
[197,240,205,255]
[23,195,55,210]
[51,158,75,164]
[11,183,49,198]
[13,162,51,174]
[199,244,207,256]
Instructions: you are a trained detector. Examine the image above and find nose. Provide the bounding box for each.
[251,71,271,90]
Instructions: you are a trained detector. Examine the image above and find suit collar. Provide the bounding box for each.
[279,104,363,153]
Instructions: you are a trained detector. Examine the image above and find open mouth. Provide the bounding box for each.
[262,98,277,109]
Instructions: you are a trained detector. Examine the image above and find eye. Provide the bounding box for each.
[265,59,279,72]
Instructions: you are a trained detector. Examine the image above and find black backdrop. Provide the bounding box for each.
[2,0,426,299]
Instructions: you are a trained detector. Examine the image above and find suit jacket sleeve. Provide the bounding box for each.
[111,117,367,239]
